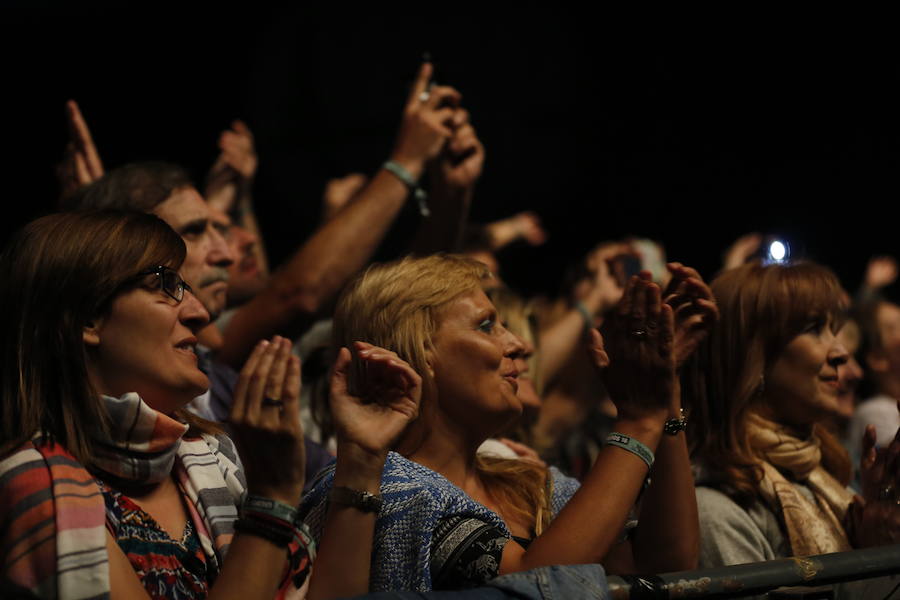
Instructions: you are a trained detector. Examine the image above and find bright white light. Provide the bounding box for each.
[769,241,786,261]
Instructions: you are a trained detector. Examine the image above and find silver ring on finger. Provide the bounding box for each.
[262,397,285,409]
[419,91,431,103]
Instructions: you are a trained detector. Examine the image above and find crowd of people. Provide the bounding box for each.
[2,61,900,600]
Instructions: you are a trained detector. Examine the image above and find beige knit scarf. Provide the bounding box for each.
[746,411,854,556]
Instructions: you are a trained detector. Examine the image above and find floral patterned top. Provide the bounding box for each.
[99,480,211,600]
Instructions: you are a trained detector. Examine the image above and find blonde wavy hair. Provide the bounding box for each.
[683,260,851,507]
[333,254,552,532]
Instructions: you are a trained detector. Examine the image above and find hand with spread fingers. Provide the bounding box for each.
[850,423,900,546]
[599,271,676,419]
[206,120,258,214]
[330,341,421,459]
[390,62,462,178]
[57,100,105,203]
[229,336,305,506]
[663,262,719,368]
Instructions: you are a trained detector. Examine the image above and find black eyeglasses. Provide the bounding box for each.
[133,266,193,303]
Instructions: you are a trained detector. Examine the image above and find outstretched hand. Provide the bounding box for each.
[229,336,306,505]
[599,272,675,420]
[663,263,719,368]
[330,342,421,459]
[57,100,104,202]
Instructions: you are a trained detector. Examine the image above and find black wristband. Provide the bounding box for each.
[234,516,294,547]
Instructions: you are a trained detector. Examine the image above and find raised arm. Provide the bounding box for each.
[628,263,716,572]
[538,242,628,384]
[501,272,697,572]
[218,63,462,368]
[205,120,270,278]
[308,342,421,600]
[411,108,485,254]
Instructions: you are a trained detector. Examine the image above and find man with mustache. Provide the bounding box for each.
[66,160,235,323]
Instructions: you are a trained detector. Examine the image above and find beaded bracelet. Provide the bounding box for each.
[606,432,655,470]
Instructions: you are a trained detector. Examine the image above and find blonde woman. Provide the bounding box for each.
[301,254,701,592]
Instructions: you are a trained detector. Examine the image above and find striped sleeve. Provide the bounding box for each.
[1,442,109,600]
[1,445,59,597]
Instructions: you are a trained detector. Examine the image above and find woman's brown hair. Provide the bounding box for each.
[683,260,851,507]
[0,210,215,467]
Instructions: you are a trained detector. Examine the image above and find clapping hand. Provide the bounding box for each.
[663,263,719,368]
[229,336,305,506]
[330,342,421,459]
[849,422,900,547]
[598,272,675,420]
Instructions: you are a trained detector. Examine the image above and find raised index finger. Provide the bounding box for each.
[66,100,103,178]
[406,62,433,110]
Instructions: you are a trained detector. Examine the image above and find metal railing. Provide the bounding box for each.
[607,544,900,599]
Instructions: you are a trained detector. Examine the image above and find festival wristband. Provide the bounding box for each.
[242,494,298,524]
[383,160,430,217]
[606,432,655,469]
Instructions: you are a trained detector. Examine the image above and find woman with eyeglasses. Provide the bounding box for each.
[0,210,417,600]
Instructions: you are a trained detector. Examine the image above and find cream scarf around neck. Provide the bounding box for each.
[746,411,854,556]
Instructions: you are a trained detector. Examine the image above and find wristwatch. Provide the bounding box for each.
[329,485,384,513]
[663,408,688,435]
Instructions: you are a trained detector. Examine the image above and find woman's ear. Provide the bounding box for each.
[83,319,103,347]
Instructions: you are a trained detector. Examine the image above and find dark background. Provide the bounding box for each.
[5,5,899,297]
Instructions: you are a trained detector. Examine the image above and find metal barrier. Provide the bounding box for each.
[606,544,900,599]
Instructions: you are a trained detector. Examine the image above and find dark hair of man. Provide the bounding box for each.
[0,210,214,466]
[63,161,194,212]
